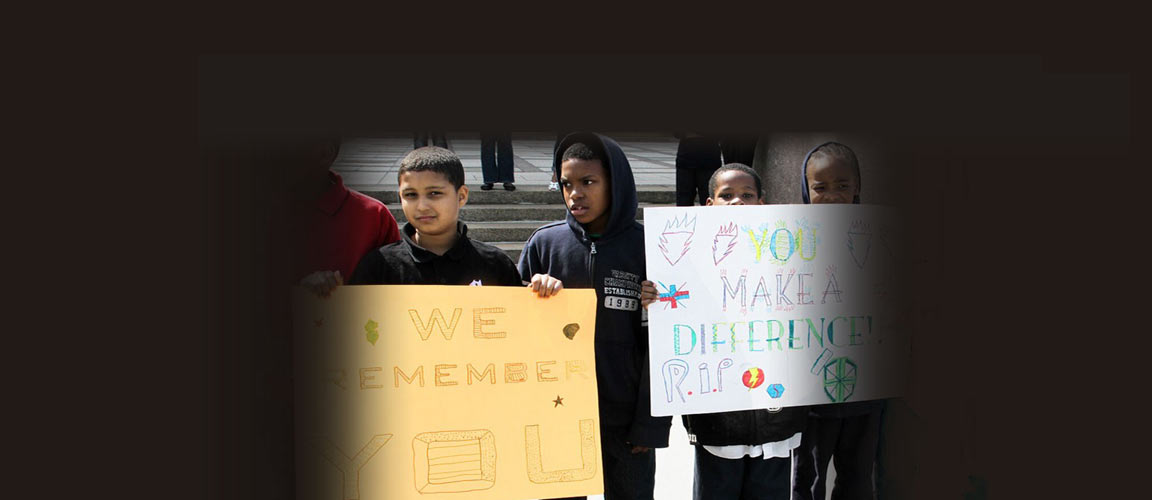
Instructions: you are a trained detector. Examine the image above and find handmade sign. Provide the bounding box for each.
[644,205,908,416]
[293,286,602,500]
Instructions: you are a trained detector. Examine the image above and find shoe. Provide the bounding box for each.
[481,183,494,191]
[548,181,560,192]
[503,183,516,191]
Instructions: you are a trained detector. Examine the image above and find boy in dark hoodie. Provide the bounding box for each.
[793,142,885,500]
[519,132,672,500]
[639,164,808,500]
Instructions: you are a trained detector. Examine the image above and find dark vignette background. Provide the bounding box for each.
[192,49,1142,500]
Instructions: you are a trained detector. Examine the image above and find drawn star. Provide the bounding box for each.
[552,395,564,407]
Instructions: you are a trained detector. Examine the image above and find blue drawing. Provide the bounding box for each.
[765,383,785,399]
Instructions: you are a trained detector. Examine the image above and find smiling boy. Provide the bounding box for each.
[347,146,521,286]
[640,164,808,500]
[519,133,671,500]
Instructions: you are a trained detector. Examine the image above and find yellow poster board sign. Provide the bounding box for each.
[293,285,602,500]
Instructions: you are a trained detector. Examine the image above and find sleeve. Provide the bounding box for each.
[516,235,540,285]
[347,248,383,285]
[626,315,672,448]
[377,206,401,246]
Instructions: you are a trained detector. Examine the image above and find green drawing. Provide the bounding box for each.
[823,357,857,402]
[365,319,379,346]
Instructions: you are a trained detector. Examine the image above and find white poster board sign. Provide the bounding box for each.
[644,205,908,417]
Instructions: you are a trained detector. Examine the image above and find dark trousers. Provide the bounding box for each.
[551,131,571,180]
[413,131,449,149]
[692,446,790,500]
[793,412,882,500]
[550,426,656,500]
[480,133,515,184]
[676,167,718,206]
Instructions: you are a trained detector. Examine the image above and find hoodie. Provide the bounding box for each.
[801,142,884,418]
[800,141,863,205]
[518,132,672,448]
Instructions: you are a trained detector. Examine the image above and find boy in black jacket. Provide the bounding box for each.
[347,146,521,286]
[641,164,807,500]
[793,142,884,500]
[519,133,672,500]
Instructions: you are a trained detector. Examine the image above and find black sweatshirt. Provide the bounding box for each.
[349,221,521,286]
[518,132,672,448]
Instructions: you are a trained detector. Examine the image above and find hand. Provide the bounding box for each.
[529,273,563,298]
[630,445,651,454]
[640,280,658,309]
[301,270,342,298]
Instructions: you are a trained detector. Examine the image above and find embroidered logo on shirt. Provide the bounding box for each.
[469,279,483,286]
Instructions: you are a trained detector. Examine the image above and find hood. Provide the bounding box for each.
[553,132,638,241]
[800,141,861,204]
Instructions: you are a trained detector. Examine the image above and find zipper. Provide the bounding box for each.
[588,241,597,285]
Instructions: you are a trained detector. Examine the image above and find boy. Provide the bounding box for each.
[346,146,521,286]
[519,133,672,500]
[794,142,884,500]
[639,164,808,500]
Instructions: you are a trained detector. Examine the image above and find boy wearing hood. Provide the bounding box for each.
[793,142,885,500]
[519,133,672,500]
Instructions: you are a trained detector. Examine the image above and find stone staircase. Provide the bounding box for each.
[359,187,676,262]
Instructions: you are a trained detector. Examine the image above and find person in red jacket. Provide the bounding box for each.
[292,137,401,296]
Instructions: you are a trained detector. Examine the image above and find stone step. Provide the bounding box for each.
[464,221,558,243]
[387,203,670,223]
[491,242,525,263]
[358,187,676,205]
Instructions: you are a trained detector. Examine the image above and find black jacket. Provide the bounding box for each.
[349,222,521,286]
[674,133,722,170]
[518,132,672,448]
[800,142,884,417]
[685,407,808,447]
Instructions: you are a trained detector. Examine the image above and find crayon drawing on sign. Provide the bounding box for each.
[656,281,691,309]
[658,213,696,266]
[712,222,738,265]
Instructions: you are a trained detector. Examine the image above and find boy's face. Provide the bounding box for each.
[806,156,859,204]
[398,170,467,238]
[706,170,763,206]
[560,158,612,235]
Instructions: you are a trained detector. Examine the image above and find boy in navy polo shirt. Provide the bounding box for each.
[347,146,521,286]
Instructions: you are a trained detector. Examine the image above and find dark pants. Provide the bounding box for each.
[550,426,656,500]
[552,131,571,180]
[793,412,883,500]
[480,133,515,184]
[676,167,717,206]
[413,131,449,149]
[692,446,790,500]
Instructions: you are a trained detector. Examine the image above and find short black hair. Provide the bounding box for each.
[398,146,465,189]
[708,163,763,199]
[561,142,601,163]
